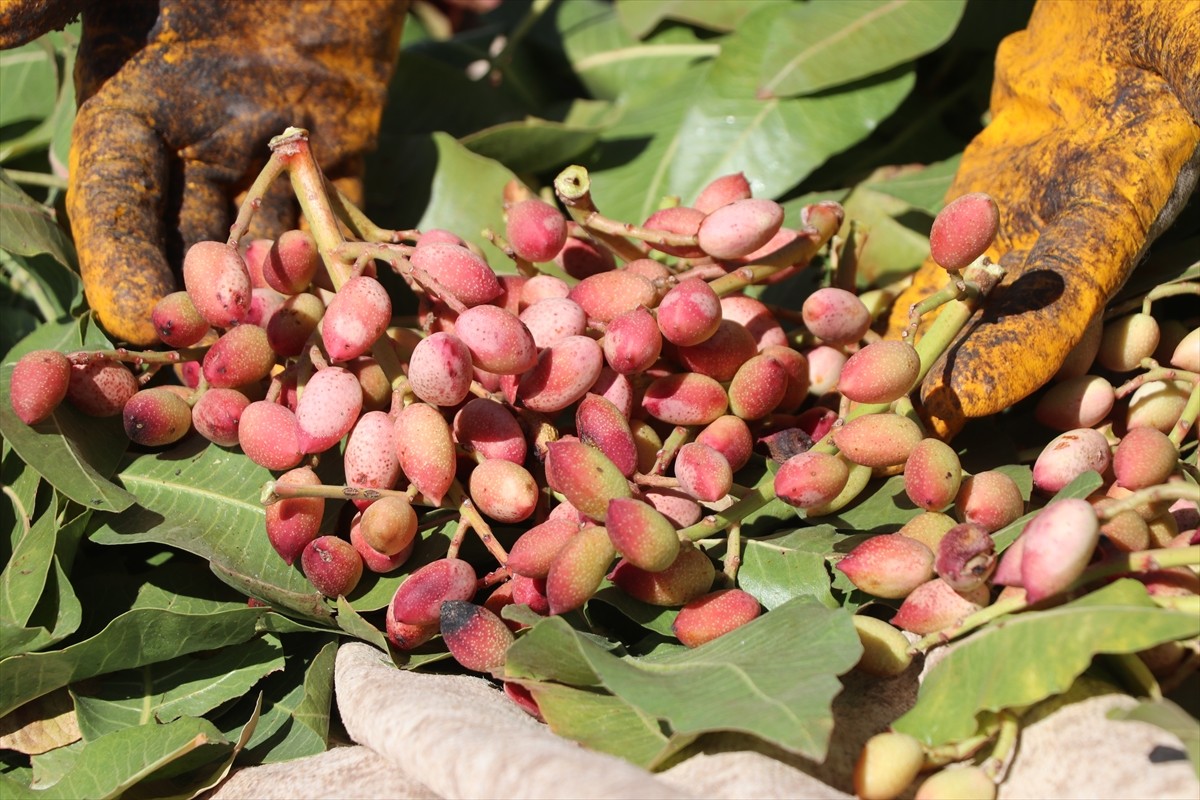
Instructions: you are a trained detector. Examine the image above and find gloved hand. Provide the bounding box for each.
[2,0,407,346]
[886,0,1199,440]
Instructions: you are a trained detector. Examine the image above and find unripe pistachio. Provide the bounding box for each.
[852,615,913,677]
[854,731,925,800]
[1097,312,1160,373]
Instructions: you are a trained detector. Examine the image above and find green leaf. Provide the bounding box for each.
[1108,699,1200,779]
[0,606,269,717]
[1,492,57,629]
[71,636,286,740]
[29,716,230,800]
[817,473,922,534]
[1,249,84,322]
[335,596,391,655]
[588,63,914,224]
[893,579,1200,747]
[739,525,839,610]
[862,155,962,215]
[240,636,337,764]
[461,118,602,175]
[509,597,861,761]
[28,739,82,790]
[525,680,695,769]
[615,0,777,37]
[0,41,57,135]
[88,438,329,621]
[834,185,934,286]
[557,1,719,102]
[993,469,1100,551]
[0,170,76,269]
[417,133,524,268]
[0,556,82,658]
[588,586,679,637]
[710,0,966,98]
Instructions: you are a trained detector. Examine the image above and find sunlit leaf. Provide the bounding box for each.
[525,680,694,769]
[30,716,230,800]
[508,597,861,761]
[71,636,285,740]
[615,0,777,38]
[739,524,839,610]
[0,171,76,269]
[893,580,1200,747]
[587,63,914,224]
[0,606,269,717]
[88,438,328,621]
[710,0,966,98]
[557,0,719,102]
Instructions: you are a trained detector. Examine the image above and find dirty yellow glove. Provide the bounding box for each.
[2,0,407,345]
[887,0,1199,439]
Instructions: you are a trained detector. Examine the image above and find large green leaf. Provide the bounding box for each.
[738,524,839,610]
[88,438,329,621]
[71,635,286,740]
[587,63,914,224]
[0,556,81,658]
[24,715,230,800]
[862,154,962,215]
[508,597,861,761]
[238,636,337,764]
[0,605,269,717]
[2,247,83,317]
[834,185,934,285]
[0,171,76,269]
[525,680,695,769]
[615,0,777,37]
[710,0,966,98]
[461,118,602,175]
[416,133,525,269]
[893,580,1200,747]
[1,492,57,629]
[0,41,58,138]
[557,0,719,102]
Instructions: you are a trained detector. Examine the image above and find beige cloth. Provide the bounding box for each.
[210,642,1198,800]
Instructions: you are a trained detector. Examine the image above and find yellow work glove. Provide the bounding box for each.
[1,0,407,346]
[887,0,1199,439]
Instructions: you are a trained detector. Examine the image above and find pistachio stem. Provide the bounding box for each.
[979,711,1020,782]
[554,165,650,264]
[678,476,776,542]
[1096,484,1199,520]
[723,523,743,583]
